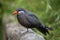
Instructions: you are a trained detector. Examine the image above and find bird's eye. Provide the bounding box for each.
[18,11,24,14]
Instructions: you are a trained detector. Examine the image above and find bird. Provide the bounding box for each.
[12,8,52,35]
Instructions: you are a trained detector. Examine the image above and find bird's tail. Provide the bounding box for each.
[36,25,52,35]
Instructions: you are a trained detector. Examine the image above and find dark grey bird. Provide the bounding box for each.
[13,8,52,35]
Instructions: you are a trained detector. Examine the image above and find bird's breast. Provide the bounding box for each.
[17,14,31,27]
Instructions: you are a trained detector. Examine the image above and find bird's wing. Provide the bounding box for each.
[26,14,40,25]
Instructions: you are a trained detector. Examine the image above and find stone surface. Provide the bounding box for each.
[2,14,45,40]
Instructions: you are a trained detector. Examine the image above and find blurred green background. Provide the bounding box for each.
[0,0,60,40]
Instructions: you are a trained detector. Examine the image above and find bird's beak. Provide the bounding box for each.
[12,11,18,15]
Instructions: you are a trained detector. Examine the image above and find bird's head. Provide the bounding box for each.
[12,8,25,15]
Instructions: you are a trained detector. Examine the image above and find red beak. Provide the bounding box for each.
[12,11,18,15]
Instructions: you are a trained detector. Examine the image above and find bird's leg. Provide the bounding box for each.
[27,28,28,32]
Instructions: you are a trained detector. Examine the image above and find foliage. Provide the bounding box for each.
[0,0,60,40]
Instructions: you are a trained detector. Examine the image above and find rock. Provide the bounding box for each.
[2,14,45,40]
[20,31,45,40]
